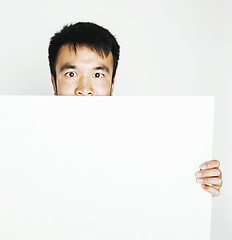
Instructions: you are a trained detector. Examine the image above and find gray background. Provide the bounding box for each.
[0,1,231,239]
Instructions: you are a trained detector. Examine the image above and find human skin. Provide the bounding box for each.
[195,160,223,197]
[51,44,115,96]
[51,45,223,197]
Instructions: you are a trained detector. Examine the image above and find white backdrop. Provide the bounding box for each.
[0,1,231,239]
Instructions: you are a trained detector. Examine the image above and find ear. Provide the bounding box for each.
[51,75,58,96]
[110,77,115,96]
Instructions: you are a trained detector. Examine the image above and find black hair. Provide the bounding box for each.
[48,22,120,87]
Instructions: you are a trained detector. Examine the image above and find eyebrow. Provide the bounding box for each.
[59,64,77,73]
[94,65,110,73]
[59,64,110,73]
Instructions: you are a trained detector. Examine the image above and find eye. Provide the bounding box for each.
[93,73,104,78]
[65,72,77,77]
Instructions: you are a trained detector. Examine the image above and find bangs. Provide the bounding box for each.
[67,42,111,59]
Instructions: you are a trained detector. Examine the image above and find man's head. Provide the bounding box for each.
[48,22,120,96]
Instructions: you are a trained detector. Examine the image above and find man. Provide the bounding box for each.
[48,22,223,197]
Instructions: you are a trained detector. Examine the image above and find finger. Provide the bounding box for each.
[195,168,221,178]
[213,184,221,190]
[201,184,220,197]
[199,160,220,170]
[213,178,223,189]
[196,176,222,186]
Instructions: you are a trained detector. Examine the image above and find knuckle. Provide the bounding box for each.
[216,189,220,196]
[216,169,221,176]
[218,178,222,185]
[213,190,220,197]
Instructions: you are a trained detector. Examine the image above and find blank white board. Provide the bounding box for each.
[0,96,214,240]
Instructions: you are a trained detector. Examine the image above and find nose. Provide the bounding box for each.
[74,80,94,96]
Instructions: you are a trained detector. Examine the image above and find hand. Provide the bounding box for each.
[195,160,223,197]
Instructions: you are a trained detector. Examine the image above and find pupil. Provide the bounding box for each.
[70,72,74,77]
[96,73,100,77]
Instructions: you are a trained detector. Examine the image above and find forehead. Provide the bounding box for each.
[56,44,114,71]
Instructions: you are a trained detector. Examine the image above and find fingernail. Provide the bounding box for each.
[197,178,203,183]
[196,172,202,177]
[200,165,207,170]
